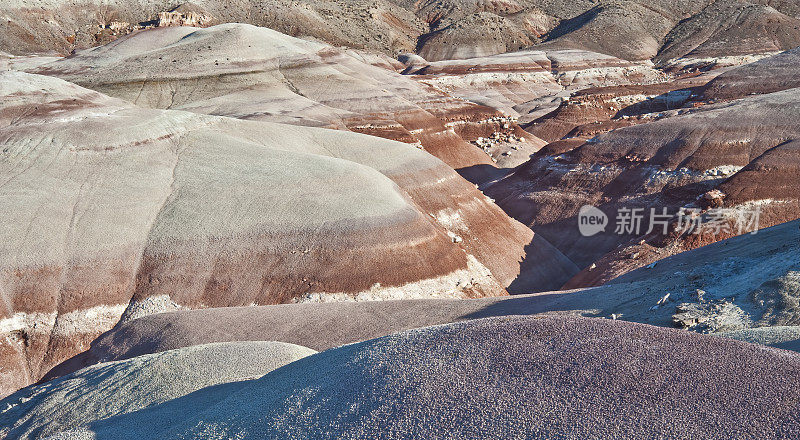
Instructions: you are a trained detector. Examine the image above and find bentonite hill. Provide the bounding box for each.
[1,0,800,438]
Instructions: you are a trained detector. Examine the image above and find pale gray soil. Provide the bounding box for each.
[720,326,800,352]
[0,341,316,440]
[25,316,800,439]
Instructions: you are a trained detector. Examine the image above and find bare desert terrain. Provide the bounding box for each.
[1,1,799,438]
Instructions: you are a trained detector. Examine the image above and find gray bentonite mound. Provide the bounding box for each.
[0,341,316,440]
[28,315,800,439]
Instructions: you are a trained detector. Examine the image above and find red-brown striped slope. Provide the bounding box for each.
[31,23,540,182]
[0,71,577,397]
[488,86,800,286]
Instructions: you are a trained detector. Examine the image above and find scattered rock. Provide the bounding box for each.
[673,301,751,333]
[699,189,726,209]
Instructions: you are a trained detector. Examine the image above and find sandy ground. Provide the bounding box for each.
[15,316,800,439]
[0,341,316,439]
